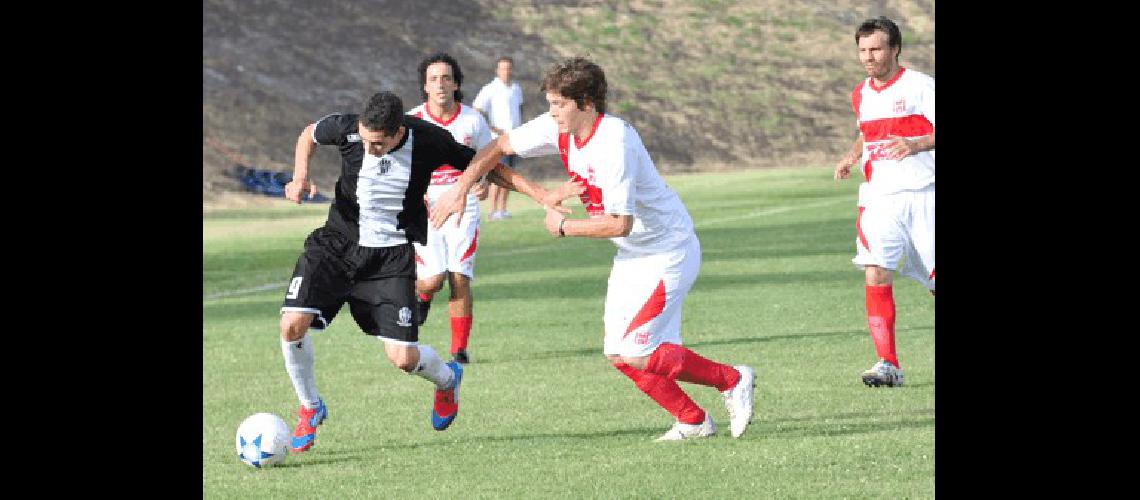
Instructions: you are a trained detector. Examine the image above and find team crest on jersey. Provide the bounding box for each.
[893,99,906,113]
[379,158,391,174]
[397,306,413,327]
[348,133,361,142]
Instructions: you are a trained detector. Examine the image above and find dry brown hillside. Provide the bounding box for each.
[203,0,933,205]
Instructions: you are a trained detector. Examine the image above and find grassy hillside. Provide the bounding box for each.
[203,0,933,204]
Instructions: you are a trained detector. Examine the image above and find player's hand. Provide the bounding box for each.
[542,179,586,214]
[431,183,469,229]
[834,157,854,180]
[285,178,318,204]
[544,206,566,237]
[885,135,916,160]
[472,178,489,201]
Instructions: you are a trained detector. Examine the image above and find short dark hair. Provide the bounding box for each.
[856,16,902,61]
[496,56,513,66]
[541,57,607,114]
[418,52,464,102]
[360,91,404,135]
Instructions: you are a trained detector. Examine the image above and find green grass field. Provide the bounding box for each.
[203,166,935,498]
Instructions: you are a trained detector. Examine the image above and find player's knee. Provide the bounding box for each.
[865,266,893,286]
[448,273,471,299]
[606,354,623,365]
[417,275,445,295]
[621,355,649,371]
[279,313,310,341]
[387,351,418,372]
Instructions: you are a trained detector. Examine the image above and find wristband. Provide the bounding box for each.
[558,218,567,237]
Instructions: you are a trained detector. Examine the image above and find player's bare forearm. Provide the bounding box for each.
[455,134,510,192]
[292,123,317,182]
[913,131,934,152]
[487,163,550,206]
[548,213,632,239]
[846,135,863,160]
[286,124,319,203]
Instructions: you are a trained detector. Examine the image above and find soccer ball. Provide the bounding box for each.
[235,413,290,468]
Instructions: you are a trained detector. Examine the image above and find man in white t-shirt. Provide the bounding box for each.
[834,17,935,388]
[432,57,757,441]
[472,56,524,220]
[407,53,495,364]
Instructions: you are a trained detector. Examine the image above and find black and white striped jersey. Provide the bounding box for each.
[311,113,476,247]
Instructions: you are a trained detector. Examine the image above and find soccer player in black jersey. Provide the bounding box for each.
[277,91,553,452]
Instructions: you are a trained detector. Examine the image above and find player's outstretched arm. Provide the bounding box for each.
[545,210,632,239]
[431,134,510,228]
[285,123,320,204]
[485,163,566,215]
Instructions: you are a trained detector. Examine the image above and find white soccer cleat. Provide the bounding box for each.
[721,365,755,438]
[655,413,716,441]
[861,360,905,387]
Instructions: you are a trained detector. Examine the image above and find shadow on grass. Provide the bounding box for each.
[280,427,666,465]
[761,415,934,440]
[767,408,934,424]
[481,327,930,364]
[276,411,933,467]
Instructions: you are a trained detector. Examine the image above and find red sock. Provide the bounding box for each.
[644,343,741,392]
[419,292,433,302]
[865,284,899,368]
[613,362,705,424]
[450,316,472,354]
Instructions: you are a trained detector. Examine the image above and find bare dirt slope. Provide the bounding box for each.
[203,0,933,206]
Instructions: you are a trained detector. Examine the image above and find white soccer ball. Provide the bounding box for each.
[235,413,290,468]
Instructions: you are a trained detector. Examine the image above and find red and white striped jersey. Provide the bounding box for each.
[851,67,935,196]
[509,112,694,254]
[407,103,493,195]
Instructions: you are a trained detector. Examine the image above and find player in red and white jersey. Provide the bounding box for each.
[834,17,935,388]
[430,57,757,441]
[407,53,494,364]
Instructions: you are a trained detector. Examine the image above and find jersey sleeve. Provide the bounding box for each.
[472,113,493,149]
[595,124,637,216]
[431,126,477,171]
[918,76,935,128]
[312,113,354,146]
[506,112,559,158]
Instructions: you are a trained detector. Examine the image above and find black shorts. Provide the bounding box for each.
[281,227,418,343]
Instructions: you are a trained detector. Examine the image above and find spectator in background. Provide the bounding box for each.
[473,56,524,220]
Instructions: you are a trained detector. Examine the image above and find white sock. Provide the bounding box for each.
[413,344,454,390]
[281,335,321,409]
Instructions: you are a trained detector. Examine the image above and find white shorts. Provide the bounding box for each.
[853,184,935,290]
[603,236,700,357]
[415,189,481,279]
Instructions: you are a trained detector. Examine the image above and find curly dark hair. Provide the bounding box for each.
[541,57,606,114]
[359,91,404,135]
[856,16,902,62]
[418,52,464,102]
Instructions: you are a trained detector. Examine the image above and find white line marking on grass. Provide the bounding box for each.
[204,196,851,301]
[695,197,850,227]
[204,283,283,300]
